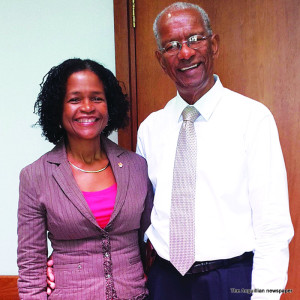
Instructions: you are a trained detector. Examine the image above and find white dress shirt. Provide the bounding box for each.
[136,75,293,299]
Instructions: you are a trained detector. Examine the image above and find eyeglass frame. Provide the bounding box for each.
[159,34,212,55]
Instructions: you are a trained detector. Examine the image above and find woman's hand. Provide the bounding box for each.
[46,255,55,295]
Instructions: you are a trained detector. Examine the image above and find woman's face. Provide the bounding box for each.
[62,70,108,143]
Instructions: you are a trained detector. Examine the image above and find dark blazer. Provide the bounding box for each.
[17,136,153,300]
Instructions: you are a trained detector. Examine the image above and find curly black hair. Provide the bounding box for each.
[34,58,129,144]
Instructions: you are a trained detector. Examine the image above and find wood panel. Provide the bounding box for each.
[0,276,18,300]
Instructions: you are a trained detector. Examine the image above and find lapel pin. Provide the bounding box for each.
[118,162,123,168]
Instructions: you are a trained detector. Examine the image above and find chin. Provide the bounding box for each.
[177,80,204,90]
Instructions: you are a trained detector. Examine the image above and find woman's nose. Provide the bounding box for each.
[80,99,95,112]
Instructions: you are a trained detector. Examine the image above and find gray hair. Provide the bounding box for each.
[153,2,213,49]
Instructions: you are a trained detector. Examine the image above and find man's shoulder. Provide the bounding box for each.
[222,87,272,116]
[140,96,176,127]
[141,108,165,126]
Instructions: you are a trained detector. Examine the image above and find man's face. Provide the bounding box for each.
[155,8,219,102]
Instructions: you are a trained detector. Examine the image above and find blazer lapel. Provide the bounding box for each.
[101,136,130,227]
[47,142,100,229]
[47,137,131,230]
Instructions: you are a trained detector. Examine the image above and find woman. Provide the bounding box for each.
[17,58,153,299]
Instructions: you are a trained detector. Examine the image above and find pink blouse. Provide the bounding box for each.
[82,183,117,228]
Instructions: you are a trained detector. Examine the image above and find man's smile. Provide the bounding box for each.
[179,63,201,72]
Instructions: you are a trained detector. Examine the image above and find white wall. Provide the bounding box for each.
[0,0,116,275]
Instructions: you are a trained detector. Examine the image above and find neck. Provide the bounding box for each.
[177,76,215,105]
[66,136,105,164]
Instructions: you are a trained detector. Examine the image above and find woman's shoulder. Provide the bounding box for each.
[20,143,64,176]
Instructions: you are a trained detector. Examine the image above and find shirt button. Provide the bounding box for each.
[78,264,82,269]
[106,274,111,279]
[105,252,109,258]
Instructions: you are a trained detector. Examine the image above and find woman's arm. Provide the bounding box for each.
[17,167,48,299]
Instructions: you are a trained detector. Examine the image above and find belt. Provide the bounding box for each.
[157,252,253,274]
[186,252,253,274]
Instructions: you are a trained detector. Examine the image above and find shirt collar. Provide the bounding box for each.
[168,75,223,123]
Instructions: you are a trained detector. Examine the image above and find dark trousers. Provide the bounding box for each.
[147,254,253,300]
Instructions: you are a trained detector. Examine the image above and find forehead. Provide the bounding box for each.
[65,70,104,92]
[67,70,102,85]
[158,8,205,41]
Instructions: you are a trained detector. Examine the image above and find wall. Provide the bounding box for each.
[0,0,116,275]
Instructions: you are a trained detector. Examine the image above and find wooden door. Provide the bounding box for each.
[114,0,178,150]
[114,1,300,298]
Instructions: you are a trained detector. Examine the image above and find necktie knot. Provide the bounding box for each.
[182,105,200,123]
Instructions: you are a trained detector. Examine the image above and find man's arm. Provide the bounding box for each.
[136,125,146,159]
[247,112,294,299]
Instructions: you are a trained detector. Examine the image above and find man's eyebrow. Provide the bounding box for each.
[163,31,206,43]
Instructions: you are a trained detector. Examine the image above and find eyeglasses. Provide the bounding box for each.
[160,34,212,55]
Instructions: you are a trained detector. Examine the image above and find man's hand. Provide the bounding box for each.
[46,255,55,295]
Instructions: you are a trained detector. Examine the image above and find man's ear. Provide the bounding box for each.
[155,50,167,73]
[211,34,220,59]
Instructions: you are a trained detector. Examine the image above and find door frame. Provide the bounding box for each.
[114,0,137,151]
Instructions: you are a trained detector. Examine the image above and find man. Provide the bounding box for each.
[136,2,293,300]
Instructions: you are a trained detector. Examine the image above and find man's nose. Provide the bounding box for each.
[177,43,196,60]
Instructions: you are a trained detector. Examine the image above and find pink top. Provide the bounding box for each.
[82,183,117,229]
